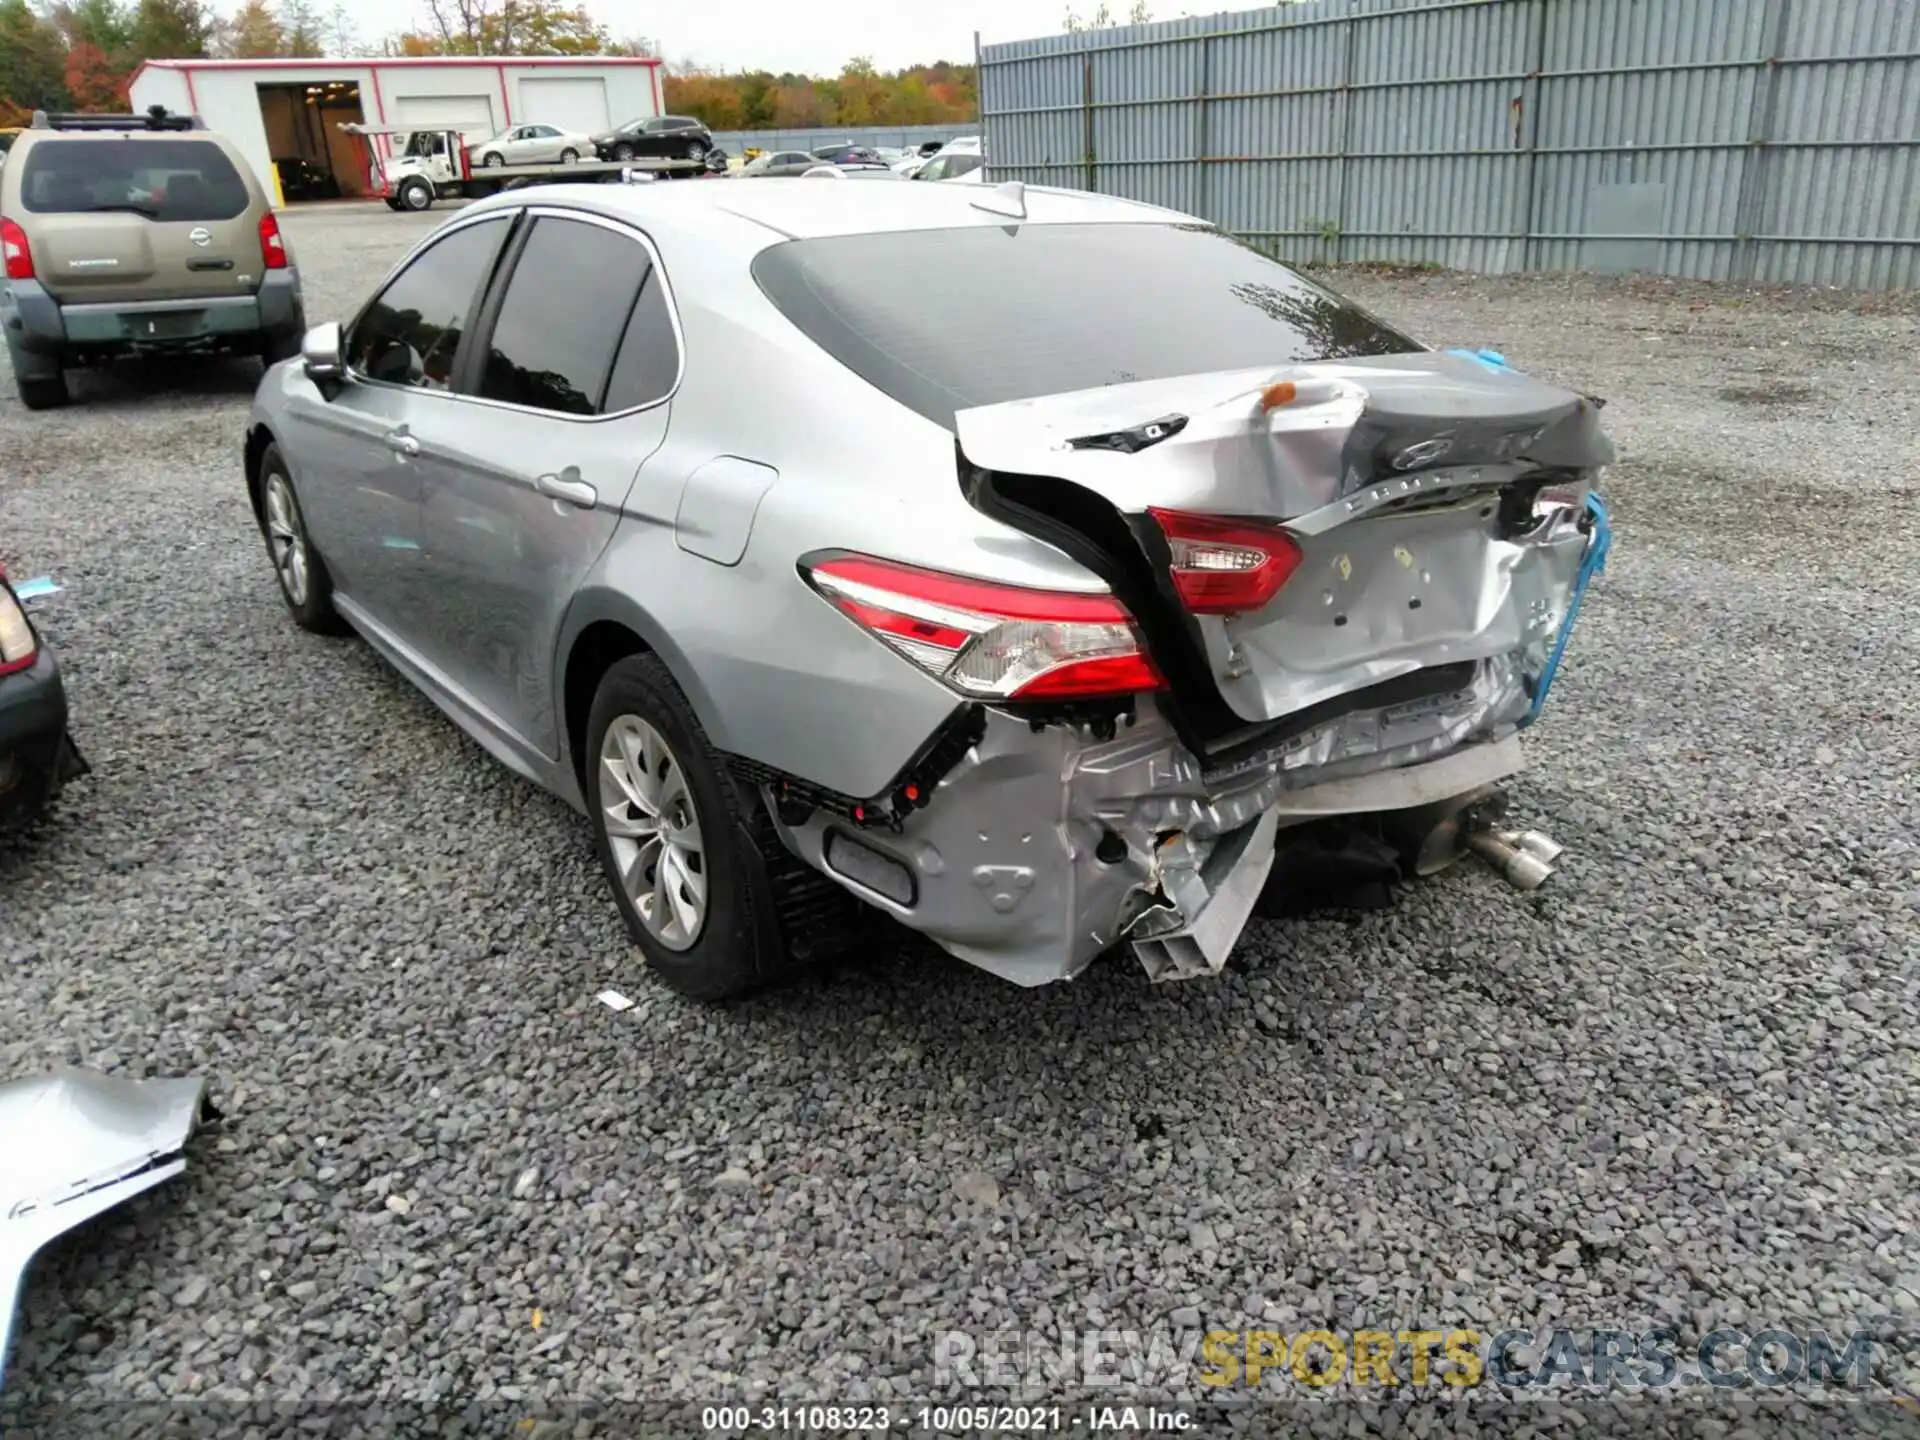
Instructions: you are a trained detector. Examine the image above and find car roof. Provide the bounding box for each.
[513,177,1202,246]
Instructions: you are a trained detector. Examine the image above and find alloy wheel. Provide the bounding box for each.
[264,473,309,607]
[599,714,707,951]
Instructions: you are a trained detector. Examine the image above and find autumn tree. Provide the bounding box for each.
[484,0,605,56]
[64,40,127,105]
[660,71,743,130]
[278,0,324,55]
[220,0,281,55]
[0,0,69,112]
[403,0,603,54]
[52,0,132,55]
[1065,1,1151,29]
[131,0,211,59]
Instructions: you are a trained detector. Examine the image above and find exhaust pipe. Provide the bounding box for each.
[1464,827,1557,891]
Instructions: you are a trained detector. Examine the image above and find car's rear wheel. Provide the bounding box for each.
[260,331,301,368]
[258,446,349,635]
[686,140,707,162]
[587,654,794,1001]
[398,178,433,211]
[15,373,69,411]
[8,339,68,411]
[560,147,579,163]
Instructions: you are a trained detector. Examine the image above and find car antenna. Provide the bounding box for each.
[970,180,1026,221]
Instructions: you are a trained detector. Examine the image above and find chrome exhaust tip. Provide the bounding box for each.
[1465,828,1555,891]
[1508,829,1564,865]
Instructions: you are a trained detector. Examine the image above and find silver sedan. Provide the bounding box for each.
[244,179,1613,999]
[469,123,594,168]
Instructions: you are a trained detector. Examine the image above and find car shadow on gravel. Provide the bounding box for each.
[63,354,267,409]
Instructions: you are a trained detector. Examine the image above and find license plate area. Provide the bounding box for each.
[129,310,204,340]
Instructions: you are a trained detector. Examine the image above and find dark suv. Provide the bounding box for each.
[590,115,713,164]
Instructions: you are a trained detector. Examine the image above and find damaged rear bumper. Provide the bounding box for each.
[769,689,1533,988]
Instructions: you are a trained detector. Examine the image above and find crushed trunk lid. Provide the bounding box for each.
[955,350,1613,763]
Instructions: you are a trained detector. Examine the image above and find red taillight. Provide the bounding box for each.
[1149,509,1303,616]
[1,218,33,281]
[805,555,1165,702]
[0,581,37,678]
[258,211,288,270]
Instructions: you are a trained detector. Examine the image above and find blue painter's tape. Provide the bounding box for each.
[1445,346,1519,375]
[12,576,61,602]
[1521,492,1611,727]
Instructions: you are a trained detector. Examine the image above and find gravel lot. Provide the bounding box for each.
[3,201,1918,1433]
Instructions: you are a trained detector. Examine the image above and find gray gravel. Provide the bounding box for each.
[3,204,1918,1434]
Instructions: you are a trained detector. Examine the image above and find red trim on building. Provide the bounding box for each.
[135,57,661,71]
[183,68,200,113]
[651,61,663,115]
[368,66,387,124]
[496,63,513,125]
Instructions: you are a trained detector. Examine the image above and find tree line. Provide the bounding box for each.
[0,0,1170,130]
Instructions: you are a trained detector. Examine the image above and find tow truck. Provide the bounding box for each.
[342,123,710,212]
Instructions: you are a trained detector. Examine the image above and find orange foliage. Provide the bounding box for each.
[64,41,130,111]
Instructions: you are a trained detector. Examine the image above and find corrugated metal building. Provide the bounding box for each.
[978,0,1920,289]
[129,56,663,201]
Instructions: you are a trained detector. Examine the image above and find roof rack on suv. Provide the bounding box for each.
[27,104,206,133]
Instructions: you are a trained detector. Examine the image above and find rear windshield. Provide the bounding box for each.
[18,138,251,222]
[751,222,1422,429]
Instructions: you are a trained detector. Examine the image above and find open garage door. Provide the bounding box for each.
[517,76,610,135]
[393,94,497,142]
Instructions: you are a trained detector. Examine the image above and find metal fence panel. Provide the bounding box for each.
[978,0,1920,289]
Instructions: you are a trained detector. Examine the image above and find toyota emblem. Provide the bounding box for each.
[189,227,212,247]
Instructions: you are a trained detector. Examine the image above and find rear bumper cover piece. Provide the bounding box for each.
[771,696,1532,988]
[2,272,303,355]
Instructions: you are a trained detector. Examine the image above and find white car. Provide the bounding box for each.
[468,123,594,168]
[913,137,985,184]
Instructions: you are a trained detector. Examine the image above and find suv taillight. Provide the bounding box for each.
[804,554,1165,701]
[0,577,38,678]
[1,218,33,281]
[258,211,288,270]
[1149,509,1303,616]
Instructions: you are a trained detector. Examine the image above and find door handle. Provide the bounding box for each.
[384,430,420,458]
[537,470,598,509]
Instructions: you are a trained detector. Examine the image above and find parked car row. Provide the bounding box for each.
[739,136,985,183]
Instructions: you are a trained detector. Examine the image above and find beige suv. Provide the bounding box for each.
[0,106,305,411]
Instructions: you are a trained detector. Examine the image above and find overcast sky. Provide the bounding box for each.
[333,0,1178,75]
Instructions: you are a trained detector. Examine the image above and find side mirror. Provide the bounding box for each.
[301,321,344,385]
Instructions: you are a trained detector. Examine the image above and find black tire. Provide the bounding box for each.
[586,654,792,1001]
[384,198,403,211]
[559,147,579,163]
[612,142,635,160]
[685,140,707,162]
[256,443,350,636]
[481,151,504,167]
[16,372,69,411]
[398,178,433,211]
[260,330,301,368]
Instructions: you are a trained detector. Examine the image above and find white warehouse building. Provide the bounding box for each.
[129,56,663,202]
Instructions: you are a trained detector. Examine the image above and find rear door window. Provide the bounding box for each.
[347,215,509,389]
[18,138,251,222]
[475,214,657,416]
[601,267,680,412]
[752,221,1423,430]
